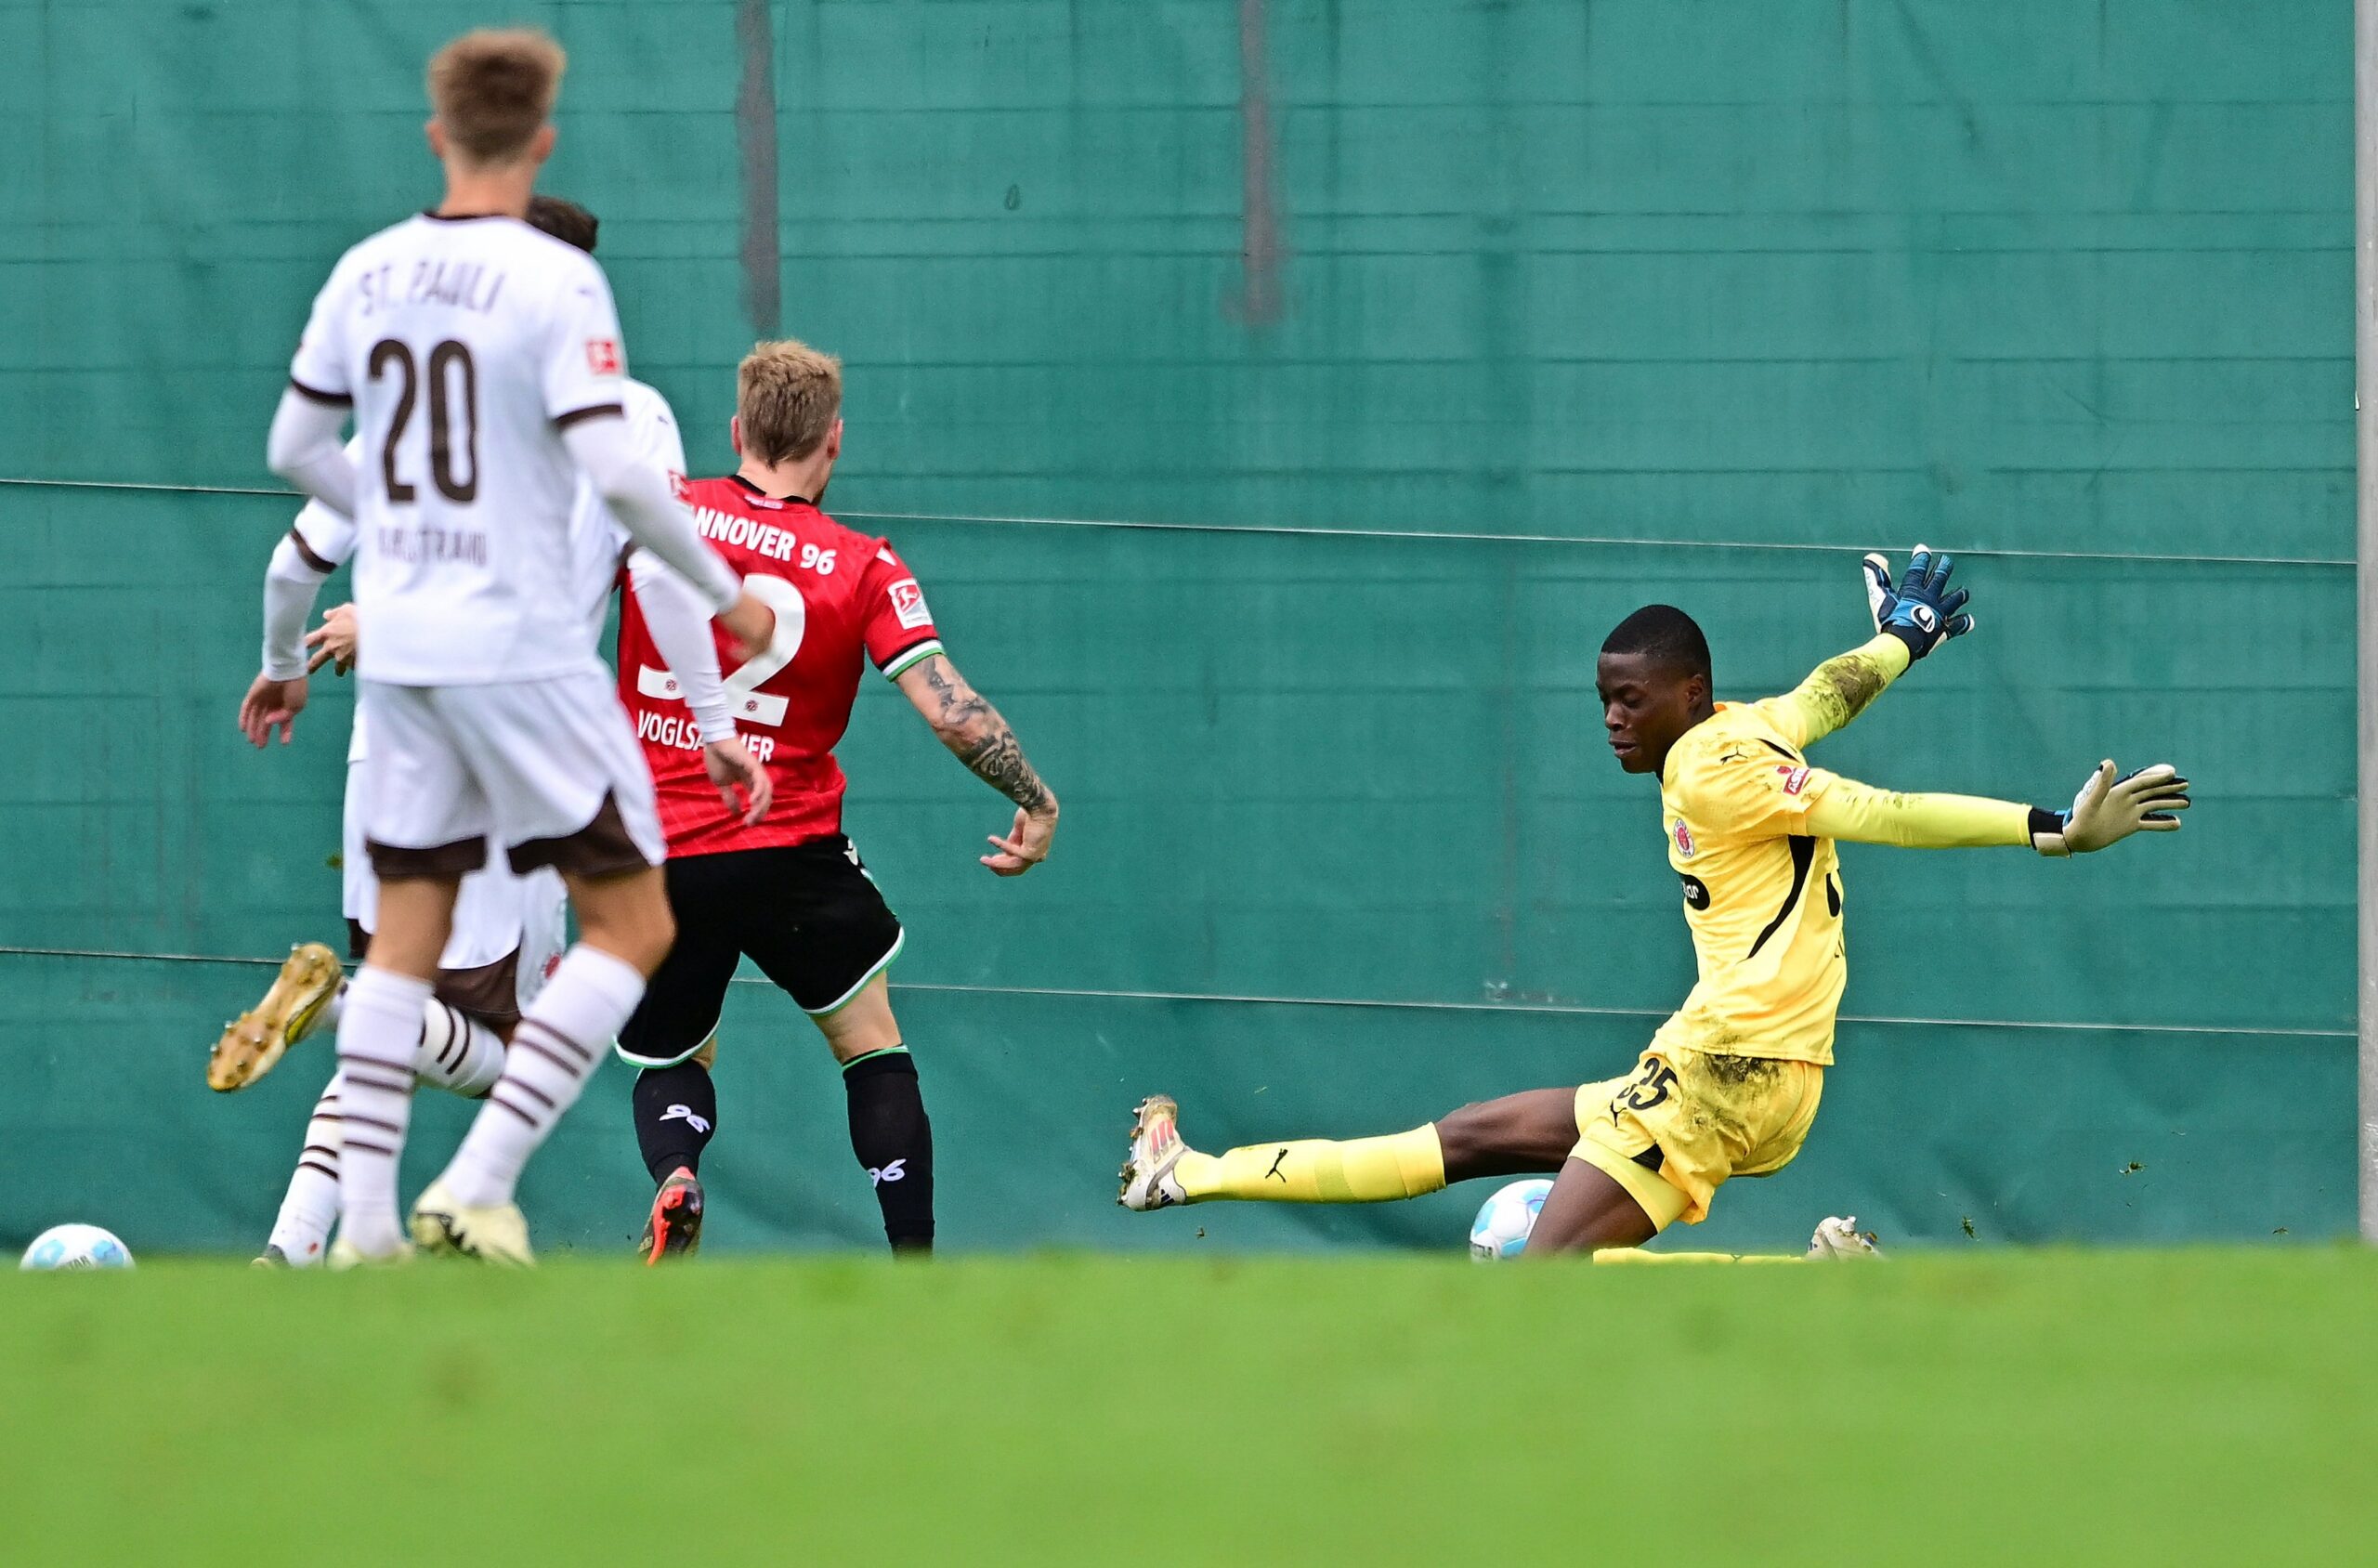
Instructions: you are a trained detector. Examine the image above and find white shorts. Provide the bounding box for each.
[343,759,568,1017]
[356,672,664,882]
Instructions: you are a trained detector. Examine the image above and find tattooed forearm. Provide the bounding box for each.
[956,725,1052,813]
[906,655,1053,813]
[920,656,991,731]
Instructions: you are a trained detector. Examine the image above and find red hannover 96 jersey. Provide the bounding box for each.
[616,475,943,856]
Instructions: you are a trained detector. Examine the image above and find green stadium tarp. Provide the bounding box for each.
[0,1,2349,1252]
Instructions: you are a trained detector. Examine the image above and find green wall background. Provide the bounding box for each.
[0,0,2352,1255]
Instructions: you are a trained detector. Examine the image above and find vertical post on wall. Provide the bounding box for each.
[735,0,780,336]
[1234,0,1282,325]
[2358,0,2378,1242]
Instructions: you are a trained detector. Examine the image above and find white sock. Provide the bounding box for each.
[441,946,644,1207]
[413,999,507,1098]
[331,966,431,1255]
[265,1071,346,1266]
[272,998,497,1262]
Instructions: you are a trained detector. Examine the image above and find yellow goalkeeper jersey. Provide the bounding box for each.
[1652,695,1849,1067]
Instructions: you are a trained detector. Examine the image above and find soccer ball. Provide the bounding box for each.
[20,1224,135,1272]
[1469,1178,1553,1261]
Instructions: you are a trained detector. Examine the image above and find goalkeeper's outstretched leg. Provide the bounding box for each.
[1121,1024,1831,1248]
[1117,1087,1665,1254]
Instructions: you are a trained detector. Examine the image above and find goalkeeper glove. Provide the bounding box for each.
[2030,761,2191,856]
[1863,545,1974,660]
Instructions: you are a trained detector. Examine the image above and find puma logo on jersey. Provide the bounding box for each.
[660,1104,712,1134]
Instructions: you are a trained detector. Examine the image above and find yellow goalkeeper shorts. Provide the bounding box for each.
[1570,1048,1826,1230]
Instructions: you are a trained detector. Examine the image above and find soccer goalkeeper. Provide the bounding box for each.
[1118,550,2190,1253]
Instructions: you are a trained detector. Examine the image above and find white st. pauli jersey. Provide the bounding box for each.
[567,379,688,646]
[291,381,688,765]
[286,210,633,686]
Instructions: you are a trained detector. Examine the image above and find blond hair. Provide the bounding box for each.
[737,340,843,464]
[427,29,566,163]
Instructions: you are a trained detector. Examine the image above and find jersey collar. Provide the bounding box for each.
[1659,705,1731,787]
[729,473,813,505]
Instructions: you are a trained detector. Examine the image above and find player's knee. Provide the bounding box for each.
[1438,1096,1520,1142]
[1435,1090,1579,1179]
[580,920,673,978]
[819,999,901,1064]
[1432,1102,1496,1173]
[574,884,676,975]
[643,899,678,960]
[620,917,674,977]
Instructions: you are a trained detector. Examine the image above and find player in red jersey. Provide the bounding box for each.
[615,339,1059,1259]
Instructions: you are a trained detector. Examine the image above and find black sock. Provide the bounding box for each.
[633,1061,718,1186]
[843,1049,934,1253]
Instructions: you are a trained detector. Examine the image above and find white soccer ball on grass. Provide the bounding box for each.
[1468,1178,1553,1261]
[20,1223,135,1271]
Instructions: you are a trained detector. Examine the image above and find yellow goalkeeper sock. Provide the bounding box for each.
[1174,1126,1445,1204]
[1592,1249,1804,1265]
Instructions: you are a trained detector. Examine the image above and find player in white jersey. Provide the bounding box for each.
[227,193,745,1265]
[251,31,774,1264]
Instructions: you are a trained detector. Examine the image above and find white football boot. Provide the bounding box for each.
[409,1179,534,1266]
[1807,1215,1885,1259]
[1117,1094,1194,1210]
[325,1233,415,1271]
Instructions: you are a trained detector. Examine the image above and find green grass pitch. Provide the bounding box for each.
[2,1249,2371,1564]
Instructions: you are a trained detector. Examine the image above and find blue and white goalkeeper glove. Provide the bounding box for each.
[1862,545,1974,660]
[2029,761,2192,856]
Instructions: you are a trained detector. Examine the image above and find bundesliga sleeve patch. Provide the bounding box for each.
[585,337,621,375]
[668,469,691,503]
[888,579,932,630]
[1778,764,1811,796]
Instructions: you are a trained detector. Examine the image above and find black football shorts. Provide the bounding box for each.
[614,836,905,1067]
